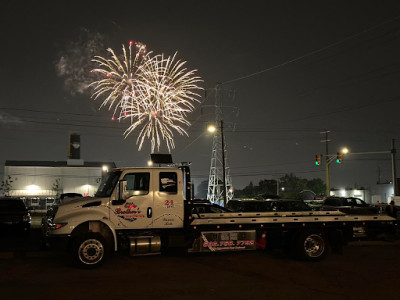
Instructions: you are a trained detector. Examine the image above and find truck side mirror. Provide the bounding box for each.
[112,180,128,206]
[118,180,127,201]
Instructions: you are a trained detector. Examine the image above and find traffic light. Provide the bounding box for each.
[315,154,322,165]
[336,152,343,163]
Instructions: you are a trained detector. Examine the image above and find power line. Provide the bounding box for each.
[0,107,103,118]
[222,14,400,84]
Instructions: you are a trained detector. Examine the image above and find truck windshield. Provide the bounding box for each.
[95,170,122,197]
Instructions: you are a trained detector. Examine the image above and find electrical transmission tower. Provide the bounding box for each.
[207,84,233,206]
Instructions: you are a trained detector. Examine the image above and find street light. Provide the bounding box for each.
[341,147,349,154]
[102,165,109,180]
[207,125,217,133]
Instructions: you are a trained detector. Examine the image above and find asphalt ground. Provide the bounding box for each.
[1,233,400,300]
[1,214,400,300]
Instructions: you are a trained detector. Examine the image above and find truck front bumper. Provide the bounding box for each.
[43,234,71,251]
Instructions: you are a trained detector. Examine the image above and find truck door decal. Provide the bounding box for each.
[114,202,145,222]
[112,172,150,223]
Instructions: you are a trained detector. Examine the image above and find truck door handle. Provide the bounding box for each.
[147,207,152,218]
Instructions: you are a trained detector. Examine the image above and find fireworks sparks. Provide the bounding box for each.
[90,41,203,152]
[90,41,150,120]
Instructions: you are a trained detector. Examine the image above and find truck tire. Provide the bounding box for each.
[296,230,329,261]
[71,233,107,268]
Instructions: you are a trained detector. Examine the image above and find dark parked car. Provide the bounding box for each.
[226,199,269,212]
[321,197,379,214]
[226,199,312,212]
[0,197,31,234]
[265,199,313,212]
[57,192,83,204]
[191,202,232,214]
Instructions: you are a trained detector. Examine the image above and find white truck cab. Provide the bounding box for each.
[45,166,190,267]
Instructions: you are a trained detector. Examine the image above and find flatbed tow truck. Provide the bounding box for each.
[43,162,398,268]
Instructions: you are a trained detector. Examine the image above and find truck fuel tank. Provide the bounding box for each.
[129,235,162,256]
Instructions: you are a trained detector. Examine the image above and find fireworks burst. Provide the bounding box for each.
[90,42,203,152]
[123,52,203,151]
[90,41,150,120]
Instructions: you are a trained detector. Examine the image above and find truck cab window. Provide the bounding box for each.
[159,172,177,193]
[123,173,150,196]
[95,170,122,197]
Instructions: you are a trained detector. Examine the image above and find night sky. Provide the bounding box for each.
[2,1,400,191]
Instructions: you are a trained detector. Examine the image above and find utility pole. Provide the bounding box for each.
[391,139,398,196]
[316,138,397,198]
[321,130,331,196]
[276,179,280,196]
[220,119,227,206]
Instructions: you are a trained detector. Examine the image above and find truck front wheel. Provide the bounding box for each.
[296,230,329,261]
[71,233,107,268]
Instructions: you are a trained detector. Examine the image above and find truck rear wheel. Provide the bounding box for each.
[296,230,329,261]
[71,233,107,268]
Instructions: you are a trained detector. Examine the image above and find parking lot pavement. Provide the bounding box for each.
[1,226,399,261]
[0,228,51,259]
[1,241,400,300]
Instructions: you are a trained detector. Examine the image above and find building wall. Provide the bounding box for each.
[330,184,394,204]
[368,183,393,204]
[330,189,369,203]
[4,165,103,198]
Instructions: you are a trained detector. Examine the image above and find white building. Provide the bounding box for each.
[3,159,115,209]
[330,183,394,204]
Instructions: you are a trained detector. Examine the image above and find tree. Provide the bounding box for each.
[0,176,14,196]
[235,174,326,199]
[257,179,278,197]
[306,178,326,196]
[279,173,308,199]
[52,178,62,198]
[235,181,257,198]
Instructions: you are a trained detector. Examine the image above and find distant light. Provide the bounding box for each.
[27,184,38,191]
[342,147,349,154]
[102,165,109,172]
[207,125,216,133]
[147,160,153,166]
[340,189,346,196]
